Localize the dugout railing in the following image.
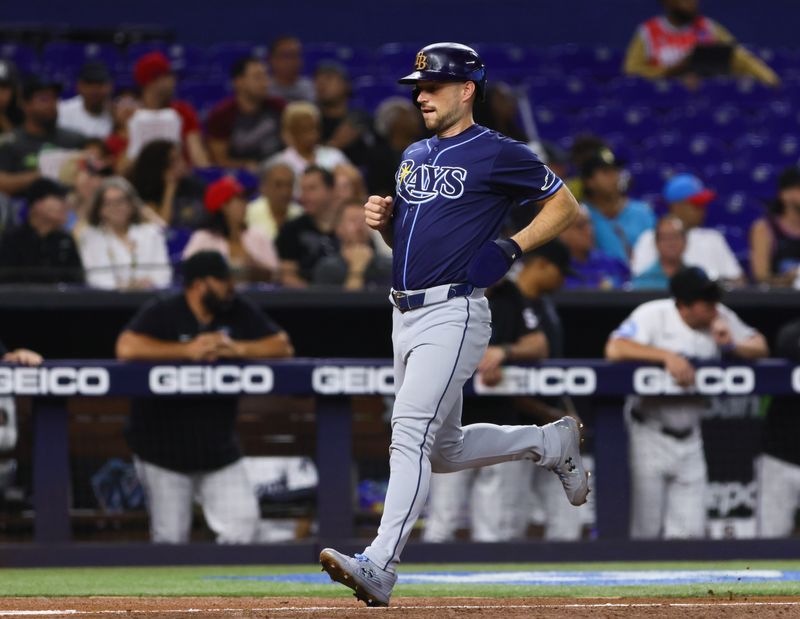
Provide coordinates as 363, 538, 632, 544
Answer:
2, 358, 800, 567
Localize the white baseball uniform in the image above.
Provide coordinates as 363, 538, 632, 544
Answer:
611, 298, 757, 539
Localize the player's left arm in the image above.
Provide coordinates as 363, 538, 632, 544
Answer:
510, 185, 579, 252
712, 308, 769, 359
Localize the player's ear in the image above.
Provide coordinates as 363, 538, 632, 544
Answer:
463, 81, 476, 103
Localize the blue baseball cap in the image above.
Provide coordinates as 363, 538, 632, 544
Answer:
663, 174, 716, 207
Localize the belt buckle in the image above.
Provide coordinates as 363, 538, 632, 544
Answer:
391, 290, 407, 303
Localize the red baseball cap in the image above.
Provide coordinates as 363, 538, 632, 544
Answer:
134, 51, 172, 88
204, 177, 245, 213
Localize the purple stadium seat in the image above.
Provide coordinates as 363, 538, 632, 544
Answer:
705, 193, 765, 229
473, 43, 531, 82
376, 42, 426, 75
126, 42, 205, 77
204, 42, 261, 76
547, 45, 623, 82
352, 79, 408, 113
41, 42, 122, 74
305, 43, 372, 74
177, 81, 230, 115
531, 105, 576, 141
0, 43, 38, 74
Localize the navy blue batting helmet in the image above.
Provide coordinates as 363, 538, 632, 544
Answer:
398, 42, 487, 101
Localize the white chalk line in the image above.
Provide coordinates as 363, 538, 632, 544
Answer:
1, 601, 800, 615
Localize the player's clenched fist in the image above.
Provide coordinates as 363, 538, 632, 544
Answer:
364, 195, 393, 231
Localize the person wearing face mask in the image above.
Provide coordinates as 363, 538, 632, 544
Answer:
116, 250, 294, 544
623, 0, 779, 87
0, 78, 86, 196
750, 167, 800, 287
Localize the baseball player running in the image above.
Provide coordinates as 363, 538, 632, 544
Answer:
320, 42, 587, 606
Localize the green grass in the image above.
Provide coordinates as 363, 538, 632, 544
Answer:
0, 560, 799, 598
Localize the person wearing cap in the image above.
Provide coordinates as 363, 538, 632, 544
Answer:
206, 57, 285, 171
57, 61, 113, 139
582, 148, 656, 265
314, 61, 375, 167
183, 176, 278, 282
116, 250, 294, 544
632, 173, 744, 284
0, 78, 86, 196
267, 36, 315, 103
0, 60, 23, 136
559, 203, 630, 289
631, 215, 688, 290
77, 176, 171, 290
275, 165, 340, 287
0, 178, 84, 283
606, 266, 768, 539
127, 51, 209, 167
749, 166, 800, 287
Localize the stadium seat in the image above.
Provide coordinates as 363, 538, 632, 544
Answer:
41, 42, 122, 74
706, 193, 765, 229
352, 79, 408, 113
375, 42, 426, 75
176, 81, 230, 114
204, 42, 261, 76
126, 42, 205, 77
304, 43, 373, 74
0, 43, 38, 73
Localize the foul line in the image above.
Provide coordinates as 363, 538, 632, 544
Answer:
1, 601, 800, 615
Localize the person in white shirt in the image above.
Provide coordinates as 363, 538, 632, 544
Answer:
57, 62, 113, 139
267, 101, 349, 198
78, 176, 172, 290
631, 174, 744, 284
606, 267, 767, 539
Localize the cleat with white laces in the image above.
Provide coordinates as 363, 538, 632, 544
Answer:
319, 547, 397, 607
547, 416, 590, 506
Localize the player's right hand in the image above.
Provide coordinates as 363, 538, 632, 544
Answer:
364, 195, 393, 231
664, 352, 695, 387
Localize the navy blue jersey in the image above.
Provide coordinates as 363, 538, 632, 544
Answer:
392, 124, 563, 290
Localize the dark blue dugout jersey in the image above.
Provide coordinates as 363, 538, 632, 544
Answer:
392, 124, 563, 291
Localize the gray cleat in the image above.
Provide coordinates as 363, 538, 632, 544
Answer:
548, 416, 590, 506
319, 547, 397, 607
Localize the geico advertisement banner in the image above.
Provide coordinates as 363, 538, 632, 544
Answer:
311, 366, 395, 395
148, 365, 274, 394
0, 367, 110, 395
473, 367, 597, 396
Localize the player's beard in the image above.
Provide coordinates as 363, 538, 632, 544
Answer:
425, 106, 460, 135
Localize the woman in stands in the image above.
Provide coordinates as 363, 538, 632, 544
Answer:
182, 176, 278, 283
78, 176, 172, 289
750, 166, 800, 287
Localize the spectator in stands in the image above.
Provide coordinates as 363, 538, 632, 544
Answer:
183, 177, 278, 283
473, 82, 527, 142
314, 61, 376, 167
106, 89, 139, 170
267, 36, 314, 102
332, 163, 367, 210
66, 153, 114, 234
130, 139, 206, 229
206, 57, 286, 171
757, 318, 800, 538
606, 267, 768, 540
245, 161, 302, 241
0, 78, 86, 196
268, 102, 349, 195
78, 176, 171, 290
559, 204, 629, 289
0, 178, 83, 283
582, 149, 655, 264
365, 97, 423, 196
0, 61, 22, 136
750, 166, 800, 287
624, 0, 780, 87
312, 200, 392, 289
57, 61, 113, 139
276, 165, 339, 287
116, 250, 294, 544
631, 215, 687, 290
566, 134, 610, 203
128, 52, 210, 167
632, 174, 744, 284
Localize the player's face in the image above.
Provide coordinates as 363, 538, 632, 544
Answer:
681, 299, 718, 329
415, 80, 471, 134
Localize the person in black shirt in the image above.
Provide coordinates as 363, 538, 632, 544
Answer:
0, 77, 86, 196
115, 251, 294, 543
757, 318, 800, 537
424, 278, 547, 542
276, 165, 339, 287
514, 239, 586, 540
0, 178, 84, 283
314, 62, 376, 168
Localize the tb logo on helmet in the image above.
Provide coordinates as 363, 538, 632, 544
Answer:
415, 52, 428, 71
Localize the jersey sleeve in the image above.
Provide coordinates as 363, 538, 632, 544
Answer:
610, 304, 658, 345
491, 141, 563, 202
718, 304, 757, 342
235, 296, 282, 339
125, 298, 174, 340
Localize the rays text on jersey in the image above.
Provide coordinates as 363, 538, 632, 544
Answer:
396, 159, 467, 205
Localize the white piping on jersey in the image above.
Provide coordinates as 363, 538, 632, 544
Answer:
401, 131, 487, 289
